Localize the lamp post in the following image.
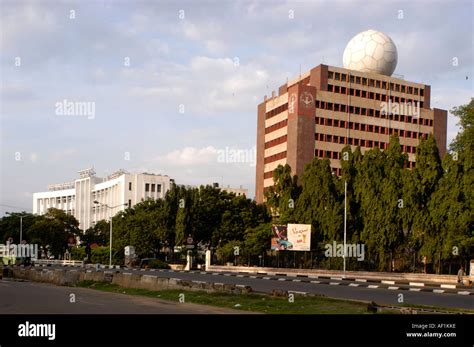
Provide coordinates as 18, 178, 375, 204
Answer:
6, 212, 26, 243
93, 201, 127, 267
343, 180, 347, 276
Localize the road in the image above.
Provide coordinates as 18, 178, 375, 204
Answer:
4, 265, 473, 311
117, 267, 474, 310
0, 279, 243, 314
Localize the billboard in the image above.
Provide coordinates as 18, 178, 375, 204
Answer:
287, 224, 311, 251
271, 225, 292, 251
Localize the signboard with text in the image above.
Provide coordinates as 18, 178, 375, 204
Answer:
287, 224, 311, 251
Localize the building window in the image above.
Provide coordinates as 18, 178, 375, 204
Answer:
151, 184, 156, 192
129, 182, 132, 191
145, 183, 150, 192
128, 199, 131, 208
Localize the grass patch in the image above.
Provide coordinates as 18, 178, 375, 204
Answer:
76, 280, 370, 314
75, 281, 473, 314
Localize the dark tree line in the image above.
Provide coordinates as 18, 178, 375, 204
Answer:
264, 100, 473, 272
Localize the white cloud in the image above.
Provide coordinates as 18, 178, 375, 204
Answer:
160, 146, 218, 166
120, 55, 282, 115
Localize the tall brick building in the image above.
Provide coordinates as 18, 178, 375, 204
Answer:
255, 64, 447, 203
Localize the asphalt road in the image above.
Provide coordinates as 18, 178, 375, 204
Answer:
4, 265, 473, 311
117, 267, 474, 310
0, 279, 242, 314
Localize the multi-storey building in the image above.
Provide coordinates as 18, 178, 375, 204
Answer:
255, 64, 447, 203
33, 168, 172, 230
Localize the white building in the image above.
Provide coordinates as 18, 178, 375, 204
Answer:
33, 168, 172, 230
221, 185, 248, 197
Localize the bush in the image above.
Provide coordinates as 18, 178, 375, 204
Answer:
146, 259, 170, 269
71, 246, 119, 265
71, 247, 85, 261
216, 240, 244, 265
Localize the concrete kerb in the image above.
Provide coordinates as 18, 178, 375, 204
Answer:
25, 268, 254, 295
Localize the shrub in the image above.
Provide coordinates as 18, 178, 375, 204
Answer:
146, 259, 170, 269
71, 246, 119, 265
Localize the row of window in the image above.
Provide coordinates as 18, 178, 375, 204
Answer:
316, 100, 433, 126
327, 84, 424, 107
316, 117, 430, 138
327, 71, 424, 96
264, 171, 274, 179
315, 133, 421, 154
265, 134, 287, 149
265, 103, 288, 120
265, 118, 288, 134
40, 197, 74, 205
315, 149, 417, 167
264, 150, 287, 164
263, 146, 419, 181
92, 187, 116, 200
144, 183, 162, 193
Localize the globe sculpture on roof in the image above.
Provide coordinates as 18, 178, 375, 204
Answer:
343, 29, 398, 76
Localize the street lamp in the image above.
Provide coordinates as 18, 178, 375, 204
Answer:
93, 201, 127, 267
6, 212, 26, 244
343, 180, 347, 276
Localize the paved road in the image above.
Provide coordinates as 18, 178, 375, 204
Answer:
7, 265, 474, 310
115, 267, 474, 310
0, 279, 243, 314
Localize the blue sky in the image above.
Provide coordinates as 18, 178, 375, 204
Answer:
1, 0, 473, 215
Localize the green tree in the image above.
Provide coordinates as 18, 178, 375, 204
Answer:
264, 164, 301, 223
410, 135, 443, 269
0, 212, 36, 243
82, 220, 109, 246
28, 208, 80, 258
244, 222, 273, 257
294, 158, 342, 246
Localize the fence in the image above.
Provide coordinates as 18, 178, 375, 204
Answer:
34, 259, 84, 266
212, 249, 469, 274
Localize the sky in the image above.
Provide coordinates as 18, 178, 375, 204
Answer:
0, 0, 473, 215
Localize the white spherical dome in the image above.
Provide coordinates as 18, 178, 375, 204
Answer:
343, 29, 398, 76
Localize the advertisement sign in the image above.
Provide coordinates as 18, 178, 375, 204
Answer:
287, 224, 311, 251
271, 225, 292, 251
